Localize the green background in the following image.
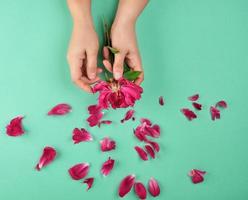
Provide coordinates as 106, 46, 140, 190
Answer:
0, 0, 248, 199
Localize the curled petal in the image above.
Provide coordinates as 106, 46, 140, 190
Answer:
88, 104, 102, 114
134, 129, 147, 142
134, 146, 148, 161
83, 177, 94, 191
146, 124, 160, 138
140, 118, 152, 126
192, 102, 202, 110
47, 103, 71, 115
100, 137, 116, 152
210, 106, 220, 120
6, 116, 25, 137
121, 109, 135, 123
188, 94, 199, 101
98, 120, 112, 127
118, 174, 136, 198
148, 177, 160, 197
188, 169, 206, 184
146, 140, 160, 152
134, 182, 147, 199
35, 146, 56, 171
216, 100, 227, 108
72, 128, 93, 144
68, 163, 89, 180
101, 157, 115, 176
159, 96, 164, 106
181, 108, 197, 121
145, 145, 155, 159
87, 112, 103, 127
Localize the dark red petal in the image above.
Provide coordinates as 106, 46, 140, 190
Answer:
188, 169, 206, 184
72, 128, 93, 144
88, 104, 102, 114
188, 94, 199, 101
140, 118, 152, 126
83, 177, 94, 191
68, 163, 89, 180
192, 102, 202, 110
118, 174, 136, 197
47, 103, 71, 115
100, 137, 116, 152
6, 116, 25, 137
146, 124, 160, 138
121, 109, 135, 123
148, 177, 160, 197
35, 146, 57, 171
101, 157, 115, 176
210, 106, 220, 120
134, 182, 147, 199
146, 140, 160, 152
159, 96, 164, 106
134, 129, 147, 142
216, 100, 227, 108
134, 146, 148, 161
181, 108, 197, 121
87, 112, 103, 127
145, 145, 155, 159
98, 120, 112, 127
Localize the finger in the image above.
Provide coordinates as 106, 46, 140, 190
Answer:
74, 79, 93, 93
81, 67, 102, 84
113, 53, 125, 80
103, 59, 113, 72
86, 50, 98, 80
103, 46, 109, 60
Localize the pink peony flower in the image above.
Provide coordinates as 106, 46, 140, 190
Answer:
92, 78, 143, 109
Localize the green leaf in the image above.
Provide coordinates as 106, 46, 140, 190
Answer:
123, 71, 142, 81
107, 46, 119, 54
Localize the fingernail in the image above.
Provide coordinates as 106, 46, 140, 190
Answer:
89, 73, 96, 80
114, 72, 122, 80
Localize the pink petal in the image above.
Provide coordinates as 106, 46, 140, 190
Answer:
121, 109, 135, 123
146, 124, 161, 138
134, 129, 147, 142
83, 177, 94, 191
159, 96, 164, 106
101, 157, 115, 176
146, 140, 160, 152
35, 146, 56, 171
140, 118, 152, 126
72, 128, 93, 144
118, 174, 136, 197
134, 182, 147, 199
134, 146, 148, 161
188, 169, 206, 184
100, 137, 116, 152
47, 103, 71, 115
88, 104, 102, 114
145, 145, 155, 159
181, 108, 197, 121
210, 106, 220, 120
68, 163, 89, 180
87, 112, 103, 127
98, 120, 112, 127
188, 94, 199, 101
6, 116, 25, 137
148, 177, 160, 197
192, 102, 202, 110
216, 100, 227, 108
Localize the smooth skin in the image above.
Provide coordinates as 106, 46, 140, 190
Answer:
67, 0, 148, 93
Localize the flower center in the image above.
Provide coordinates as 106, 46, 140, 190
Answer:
111, 81, 120, 93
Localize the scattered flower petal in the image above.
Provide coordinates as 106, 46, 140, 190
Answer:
192, 102, 202, 110
121, 109, 135, 123
118, 174, 136, 198
72, 128, 93, 144
6, 116, 25, 137
134, 129, 147, 142
87, 112, 103, 127
68, 163, 89, 180
159, 96, 164, 106
92, 78, 143, 109
148, 177, 160, 197
83, 177, 94, 191
134, 182, 147, 200
35, 146, 57, 171
100, 137, 116, 152
210, 106, 220, 120
181, 108, 197, 121
145, 145, 155, 159
98, 120, 112, 127
216, 100, 227, 108
188, 169, 206, 184
146, 140, 160, 152
188, 94, 199, 101
47, 103, 71, 115
88, 104, 102, 114
134, 146, 148, 161
101, 157, 115, 176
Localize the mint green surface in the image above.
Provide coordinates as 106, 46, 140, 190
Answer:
0, 0, 248, 199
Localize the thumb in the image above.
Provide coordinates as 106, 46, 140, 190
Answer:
113, 53, 125, 80
86, 51, 98, 80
